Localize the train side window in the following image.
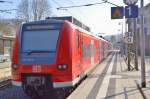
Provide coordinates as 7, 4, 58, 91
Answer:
88, 44, 91, 57
91, 44, 96, 57
83, 43, 87, 59
76, 30, 79, 48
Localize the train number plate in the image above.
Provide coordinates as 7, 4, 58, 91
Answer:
26, 76, 45, 86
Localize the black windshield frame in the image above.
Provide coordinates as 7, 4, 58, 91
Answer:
20, 23, 63, 53
19, 22, 63, 64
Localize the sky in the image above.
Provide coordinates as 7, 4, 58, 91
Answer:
0, 0, 150, 35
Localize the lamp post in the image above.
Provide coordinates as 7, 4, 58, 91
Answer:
124, 0, 145, 87
140, 0, 146, 88
133, 18, 139, 71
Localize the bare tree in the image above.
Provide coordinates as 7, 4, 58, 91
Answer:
32, 0, 51, 20
17, 0, 30, 22
17, 0, 51, 21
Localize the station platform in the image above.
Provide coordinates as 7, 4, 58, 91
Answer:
67, 51, 150, 99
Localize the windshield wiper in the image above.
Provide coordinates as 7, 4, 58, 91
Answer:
24, 50, 56, 55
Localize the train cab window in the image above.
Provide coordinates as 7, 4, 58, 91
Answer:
76, 30, 80, 48
22, 30, 59, 52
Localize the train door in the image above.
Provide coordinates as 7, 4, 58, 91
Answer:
76, 30, 83, 73
100, 42, 104, 61
99, 41, 101, 62
78, 31, 82, 66
91, 40, 94, 66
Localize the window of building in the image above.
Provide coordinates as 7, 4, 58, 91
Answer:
4, 40, 11, 47
144, 28, 147, 35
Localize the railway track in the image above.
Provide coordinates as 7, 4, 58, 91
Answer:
135, 80, 147, 99
0, 78, 12, 89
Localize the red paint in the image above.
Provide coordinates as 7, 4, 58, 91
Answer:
12, 20, 110, 88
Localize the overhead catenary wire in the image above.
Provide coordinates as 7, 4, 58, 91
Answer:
57, 0, 121, 10
0, 9, 17, 13
56, 0, 106, 27
0, 1, 14, 14
66, 0, 85, 15
101, 0, 120, 7
0, 0, 12, 4
51, 0, 81, 18
64, 0, 91, 26
57, 1, 106, 9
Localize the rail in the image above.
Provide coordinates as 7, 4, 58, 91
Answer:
135, 80, 147, 99
0, 78, 11, 89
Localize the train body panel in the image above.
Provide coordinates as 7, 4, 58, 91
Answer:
11, 16, 110, 98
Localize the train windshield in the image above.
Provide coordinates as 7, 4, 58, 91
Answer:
22, 30, 59, 53
20, 23, 62, 64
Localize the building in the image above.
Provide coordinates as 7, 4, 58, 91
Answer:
0, 35, 14, 56
0, 18, 22, 59
126, 3, 150, 55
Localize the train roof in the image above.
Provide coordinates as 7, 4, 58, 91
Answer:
23, 19, 64, 25
46, 16, 90, 32
49, 16, 109, 43
70, 21, 109, 43
22, 16, 109, 43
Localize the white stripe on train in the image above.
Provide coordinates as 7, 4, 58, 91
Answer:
11, 76, 81, 88
12, 60, 104, 88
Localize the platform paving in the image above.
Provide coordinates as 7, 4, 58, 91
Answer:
67, 51, 150, 99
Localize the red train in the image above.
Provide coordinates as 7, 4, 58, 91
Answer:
11, 16, 110, 99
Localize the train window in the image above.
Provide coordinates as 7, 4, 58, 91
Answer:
93, 45, 96, 56
90, 44, 93, 57
76, 31, 79, 48
83, 43, 87, 59
90, 44, 96, 57
22, 30, 59, 52
87, 44, 91, 57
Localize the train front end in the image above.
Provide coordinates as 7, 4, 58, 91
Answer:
11, 20, 73, 98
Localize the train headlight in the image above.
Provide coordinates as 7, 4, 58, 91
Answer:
57, 64, 68, 70
58, 65, 62, 69
62, 64, 67, 69
12, 64, 19, 70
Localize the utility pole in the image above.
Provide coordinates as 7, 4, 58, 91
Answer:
126, 19, 132, 71
140, 0, 146, 88
133, 19, 138, 70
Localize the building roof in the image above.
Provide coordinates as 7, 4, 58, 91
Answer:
0, 35, 15, 40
